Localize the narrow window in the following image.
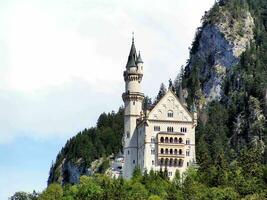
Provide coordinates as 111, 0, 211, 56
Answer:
165, 148, 169, 154
126, 131, 130, 138
167, 127, 174, 132
186, 150, 190, 156
128, 150, 130, 155
167, 110, 173, 118
152, 160, 155, 165
154, 126, 160, 131
133, 101, 135, 105
170, 149, 173, 154
165, 137, 169, 143
133, 160, 135, 164
160, 137, 164, 143
186, 139, 190, 145
174, 149, 178, 154
187, 162, 189, 166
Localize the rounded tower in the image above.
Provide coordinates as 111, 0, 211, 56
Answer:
122, 36, 144, 179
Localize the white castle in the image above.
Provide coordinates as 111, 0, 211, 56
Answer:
122, 37, 197, 179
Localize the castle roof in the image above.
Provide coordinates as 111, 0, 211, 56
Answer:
136, 51, 143, 64
126, 36, 137, 68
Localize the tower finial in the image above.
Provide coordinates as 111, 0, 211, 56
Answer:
132, 31, 134, 44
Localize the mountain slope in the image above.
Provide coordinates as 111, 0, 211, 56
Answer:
182, 0, 267, 171
48, 0, 267, 186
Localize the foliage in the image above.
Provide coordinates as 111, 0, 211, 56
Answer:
33, 164, 267, 200
48, 108, 124, 184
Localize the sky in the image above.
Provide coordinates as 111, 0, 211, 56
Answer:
0, 0, 214, 199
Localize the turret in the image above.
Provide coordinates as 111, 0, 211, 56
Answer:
122, 35, 144, 179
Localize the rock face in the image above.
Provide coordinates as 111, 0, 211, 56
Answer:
188, 6, 254, 103
48, 159, 90, 185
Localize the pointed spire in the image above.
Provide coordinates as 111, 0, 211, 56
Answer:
136, 51, 143, 64
126, 33, 137, 68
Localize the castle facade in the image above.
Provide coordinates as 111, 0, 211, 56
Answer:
122, 37, 197, 179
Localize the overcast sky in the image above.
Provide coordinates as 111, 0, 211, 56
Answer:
0, 0, 214, 199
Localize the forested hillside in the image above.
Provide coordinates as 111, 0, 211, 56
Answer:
48, 108, 124, 184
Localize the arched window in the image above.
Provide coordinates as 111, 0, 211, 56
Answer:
160, 158, 164, 165
179, 149, 182, 155
170, 149, 173, 154
179, 138, 183, 144
174, 137, 178, 143
165, 137, 169, 143
174, 149, 178, 154
161, 148, 164, 154
170, 137, 173, 143
170, 158, 173, 166
165, 148, 169, 154
160, 137, 164, 143
167, 110, 173, 118
174, 159, 178, 166
165, 158, 169, 166
178, 159, 183, 167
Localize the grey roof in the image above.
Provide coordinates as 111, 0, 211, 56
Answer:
136, 51, 143, 64
126, 38, 137, 68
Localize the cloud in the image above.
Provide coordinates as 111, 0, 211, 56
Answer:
0, 0, 215, 143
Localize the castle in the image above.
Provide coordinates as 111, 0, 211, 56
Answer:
122, 37, 197, 179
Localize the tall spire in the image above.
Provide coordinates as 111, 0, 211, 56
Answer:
126, 33, 137, 68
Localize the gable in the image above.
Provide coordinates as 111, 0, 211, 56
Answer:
148, 90, 192, 122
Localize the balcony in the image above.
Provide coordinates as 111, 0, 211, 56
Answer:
158, 153, 185, 158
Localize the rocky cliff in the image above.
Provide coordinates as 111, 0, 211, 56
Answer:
186, 2, 254, 105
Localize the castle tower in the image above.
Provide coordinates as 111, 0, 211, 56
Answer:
122, 36, 144, 179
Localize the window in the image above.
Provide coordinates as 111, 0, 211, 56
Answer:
165, 137, 169, 143
165, 148, 169, 154
126, 131, 130, 138
170, 149, 173, 154
167, 110, 174, 118
161, 148, 164, 154
179, 137, 183, 144
186, 139, 190, 145
154, 126, 160, 131
128, 150, 130, 155
180, 127, 187, 133
168, 172, 172, 176
152, 160, 155, 165
151, 137, 155, 143
170, 137, 173, 143
133, 101, 135, 105
174, 149, 178, 154
151, 149, 155, 155
178, 159, 183, 167
133, 160, 135, 164
179, 149, 182, 155
167, 127, 174, 132
174, 137, 178, 143
187, 162, 189, 166
160, 137, 164, 143
186, 150, 190, 156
